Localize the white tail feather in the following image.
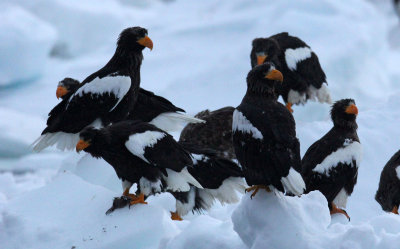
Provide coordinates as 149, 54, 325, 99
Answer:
308, 84, 332, 104
31, 132, 79, 152
164, 167, 203, 192
149, 112, 205, 132
280, 168, 305, 196
201, 177, 246, 205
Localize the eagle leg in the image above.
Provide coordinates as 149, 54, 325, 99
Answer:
245, 185, 271, 199
129, 193, 148, 206
392, 205, 399, 215
330, 203, 350, 221
170, 211, 183, 221
286, 102, 294, 113
123, 187, 138, 200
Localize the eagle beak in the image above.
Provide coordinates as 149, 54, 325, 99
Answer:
76, 139, 90, 152
257, 55, 267, 65
345, 104, 358, 115
137, 36, 153, 50
56, 86, 68, 99
265, 69, 283, 82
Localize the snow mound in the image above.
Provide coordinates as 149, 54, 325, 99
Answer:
0, 4, 56, 86
163, 215, 245, 249
232, 191, 400, 249
0, 107, 45, 158
0, 172, 180, 249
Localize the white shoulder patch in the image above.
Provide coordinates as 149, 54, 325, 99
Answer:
312, 140, 363, 176
285, 47, 312, 71
396, 166, 400, 180
69, 75, 131, 111
232, 109, 263, 140
125, 131, 166, 163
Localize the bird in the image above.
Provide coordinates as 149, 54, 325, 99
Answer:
301, 99, 361, 220
32, 26, 153, 152
232, 62, 305, 198
127, 88, 204, 132
105, 142, 245, 220
250, 32, 331, 112
170, 142, 245, 220
56, 78, 80, 100
394, 0, 400, 18
375, 150, 400, 215
179, 106, 236, 160
76, 120, 203, 219
52, 77, 204, 133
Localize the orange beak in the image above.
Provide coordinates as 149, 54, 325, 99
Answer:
76, 139, 90, 152
265, 69, 283, 82
257, 55, 267, 65
56, 86, 68, 99
137, 36, 153, 50
345, 104, 358, 115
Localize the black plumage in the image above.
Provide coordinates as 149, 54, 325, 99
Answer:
302, 99, 361, 220
54, 77, 201, 133
232, 63, 305, 197
375, 150, 400, 214
394, 0, 400, 17
170, 142, 245, 218
33, 27, 153, 152
250, 32, 331, 112
76, 120, 202, 213
179, 107, 235, 160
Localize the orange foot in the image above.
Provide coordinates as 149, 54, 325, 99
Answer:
130, 193, 148, 206
330, 203, 350, 221
286, 102, 294, 113
171, 211, 183, 221
245, 185, 271, 199
122, 188, 137, 200
392, 206, 399, 215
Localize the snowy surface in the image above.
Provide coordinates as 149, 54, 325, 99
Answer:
1, 0, 400, 248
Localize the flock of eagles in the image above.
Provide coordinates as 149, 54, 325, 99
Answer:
31, 26, 400, 221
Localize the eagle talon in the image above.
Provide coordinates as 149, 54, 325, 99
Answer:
286, 103, 294, 113
171, 211, 183, 221
330, 203, 350, 221
392, 206, 399, 215
129, 193, 148, 206
245, 185, 271, 199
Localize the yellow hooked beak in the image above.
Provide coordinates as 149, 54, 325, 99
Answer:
76, 139, 90, 152
345, 104, 358, 115
137, 35, 153, 50
257, 55, 267, 65
265, 69, 283, 82
56, 86, 68, 99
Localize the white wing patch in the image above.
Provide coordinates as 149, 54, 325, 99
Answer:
232, 109, 263, 140
396, 166, 400, 180
285, 47, 312, 71
125, 131, 166, 163
312, 141, 363, 176
69, 75, 131, 111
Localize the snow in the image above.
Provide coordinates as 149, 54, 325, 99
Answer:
0, 3, 56, 86
1, 0, 400, 248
